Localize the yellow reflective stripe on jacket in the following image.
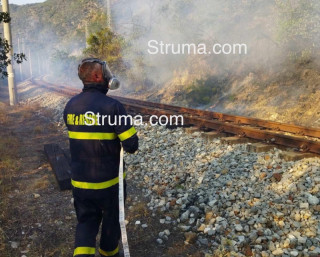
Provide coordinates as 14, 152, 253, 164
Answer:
68, 131, 117, 140
71, 173, 126, 190
118, 127, 136, 141
99, 246, 119, 256
73, 247, 95, 256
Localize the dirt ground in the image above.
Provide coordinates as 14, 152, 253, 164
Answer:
0, 85, 205, 257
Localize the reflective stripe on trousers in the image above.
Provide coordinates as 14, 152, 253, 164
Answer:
99, 246, 119, 256
71, 173, 126, 190
73, 245, 119, 256
73, 246, 95, 256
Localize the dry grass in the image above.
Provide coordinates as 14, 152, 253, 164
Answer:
129, 201, 150, 218
33, 125, 43, 134
21, 105, 37, 119
30, 175, 50, 190
0, 135, 21, 196
0, 88, 76, 257
0, 112, 9, 125
0, 105, 23, 257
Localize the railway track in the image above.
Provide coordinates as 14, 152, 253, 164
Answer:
30, 78, 320, 155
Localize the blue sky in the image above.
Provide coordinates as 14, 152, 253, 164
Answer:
10, 0, 46, 5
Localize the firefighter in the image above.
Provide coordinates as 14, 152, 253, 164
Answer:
63, 58, 138, 257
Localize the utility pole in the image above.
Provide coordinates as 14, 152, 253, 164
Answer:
2, 0, 17, 105
45, 59, 49, 74
37, 53, 40, 76
28, 49, 33, 79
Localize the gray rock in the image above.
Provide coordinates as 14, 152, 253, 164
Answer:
179, 225, 191, 231
189, 218, 196, 224
300, 203, 309, 209
207, 229, 215, 236
156, 238, 163, 244
162, 235, 168, 241
308, 195, 319, 205
235, 224, 243, 232
180, 210, 190, 221
249, 231, 258, 242
208, 200, 217, 207
264, 229, 272, 236
289, 250, 299, 257
198, 237, 208, 245
238, 236, 245, 243
10, 241, 19, 249
306, 239, 313, 248
298, 236, 307, 244
272, 249, 284, 256
164, 229, 170, 236
269, 242, 276, 252
216, 216, 225, 223
176, 198, 182, 205
288, 234, 297, 244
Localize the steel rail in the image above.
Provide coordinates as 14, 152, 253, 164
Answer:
31, 79, 320, 154
112, 96, 320, 138
120, 102, 320, 154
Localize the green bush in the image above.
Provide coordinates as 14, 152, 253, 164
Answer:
185, 76, 225, 105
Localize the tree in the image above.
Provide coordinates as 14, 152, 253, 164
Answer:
50, 49, 79, 81
83, 27, 125, 74
0, 12, 25, 78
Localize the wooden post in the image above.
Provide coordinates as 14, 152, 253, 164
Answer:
2, 0, 17, 105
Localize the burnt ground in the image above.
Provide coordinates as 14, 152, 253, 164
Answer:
0, 84, 205, 257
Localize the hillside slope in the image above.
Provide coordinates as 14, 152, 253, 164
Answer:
10, 0, 104, 54
6, 0, 320, 128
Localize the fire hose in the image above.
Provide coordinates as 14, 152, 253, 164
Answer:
119, 147, 130, 257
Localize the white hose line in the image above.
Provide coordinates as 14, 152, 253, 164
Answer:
119, 147, 130, 257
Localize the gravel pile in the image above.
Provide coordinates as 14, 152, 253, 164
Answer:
126, 125, 320, 257
18, 82, 69, 124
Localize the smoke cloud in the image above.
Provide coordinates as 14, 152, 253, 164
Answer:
110, 0, 319, 91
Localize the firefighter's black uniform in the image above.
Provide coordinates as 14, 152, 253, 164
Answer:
63, 84, 138, 257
